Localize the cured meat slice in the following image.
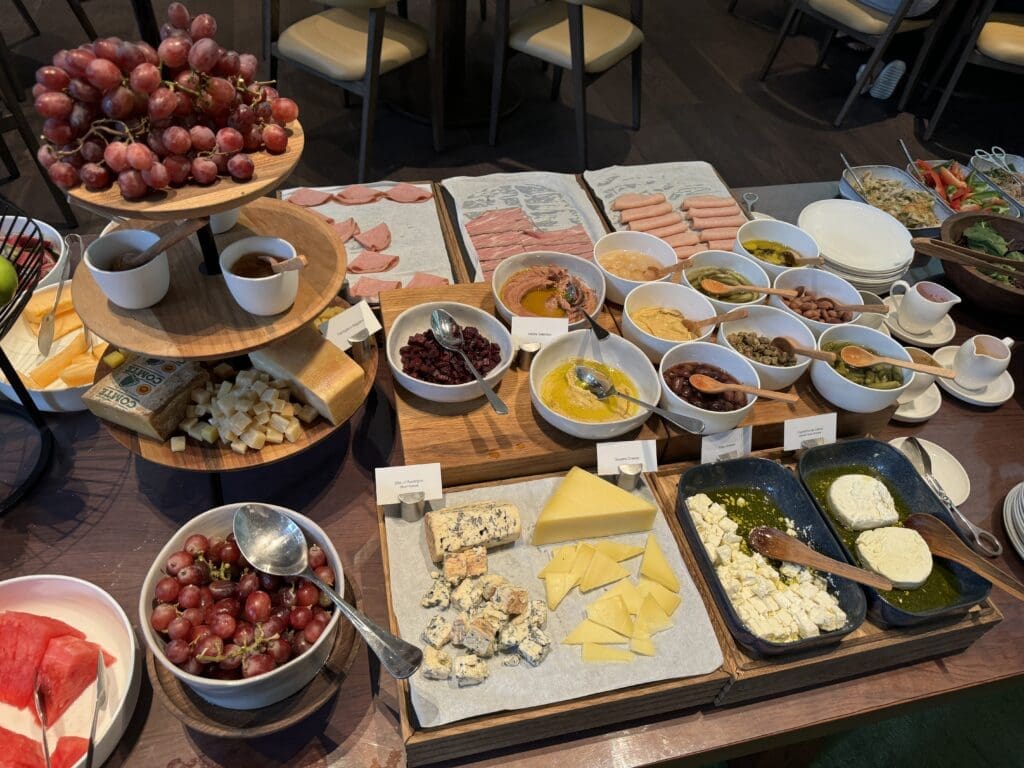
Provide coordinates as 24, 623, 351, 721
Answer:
348, 250, 399, 273
475, 244, 526, 262
690, 214, 746, 229
287, 187, 333, 207
662, 231, 700, 247
706, 239, 736, 250
628, 212, 683, 231
611, 193, 665, 211
470, 231, 524, 249
351, 276, 401, 299
684, 205, 740, 219
0, 611, 83, 710
353, 222, 391, 251
51, 737, 89, 768
681, 195, 735, 210
406, 272, 450, 289
334, 184, 384, 205
332, 218, 360, 243
620, 202, 673, 224
0, 725, 43, 768
674, 244, 708, 258
697, 226, 740, 241
384, 182, 433, 203
465, 207, 532, 235
646, 222, 689, 238
521, 225, 593, 246
35, 635, 115, 727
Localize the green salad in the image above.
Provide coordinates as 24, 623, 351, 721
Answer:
961, 221, 1024, 289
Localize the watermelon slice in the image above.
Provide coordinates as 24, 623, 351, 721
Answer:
35, 635, 115, 727
0, 611, 83, 710
0, 725, 44, 768
51, 736, 88, 768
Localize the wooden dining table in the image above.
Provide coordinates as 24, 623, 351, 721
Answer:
2, 182, 1022, 768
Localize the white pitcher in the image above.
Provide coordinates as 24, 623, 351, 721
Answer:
953, 335, 1014, 390
890, 280, 961, 335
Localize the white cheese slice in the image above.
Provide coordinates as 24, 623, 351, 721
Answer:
827, 474, 898, 531
856, 527, 933, 589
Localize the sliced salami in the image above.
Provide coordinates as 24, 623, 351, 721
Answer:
288, 187, 333, 207
353, 222, 392, 251
348, 249, 399, 273
334, 184, 385, 205
384, 182, 433, 203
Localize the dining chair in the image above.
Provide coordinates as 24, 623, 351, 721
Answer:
264, 0, 444, 183
759, 0, 943, 127
489, 0, 643, 170
10, 0, 97, 41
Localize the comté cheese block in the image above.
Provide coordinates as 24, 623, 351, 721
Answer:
579, 550, 629, 592
593, 540, 644, 562
423, 501, 521, 562
537, 544, 578, 578
249, 325, 363, 426
586, 595, 633, 637
637, 578, 681, 616
563, 619, 629, 645
82, 356, 208, 441
582, 643, 634, 663
639, 534, 680, 592
544, 572, 576, 610
630, 636, 656, 656
531, 467, 657, 545
604, 579, 644, 615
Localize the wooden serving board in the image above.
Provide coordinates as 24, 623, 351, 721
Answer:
377, 470, 731, 767
379, 283, 668, 486
647, 453, 1003, 707
69, 122, 304, 220
73, 197, 346, 360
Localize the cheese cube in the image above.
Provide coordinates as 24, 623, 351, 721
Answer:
241, 429, 266, 450
264, 428, 284, 444
170, 436, 186, 452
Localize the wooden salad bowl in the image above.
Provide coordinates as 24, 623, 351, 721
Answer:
937, 212, 1024, 318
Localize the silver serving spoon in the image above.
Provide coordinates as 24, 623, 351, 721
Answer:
574, 364, 705, 435
84, 651, 107, 768
563, 282, 609, 340
233, 504, 423, 679
430, 309, 508, 415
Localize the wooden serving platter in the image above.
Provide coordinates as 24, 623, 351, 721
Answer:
68, 122, 304, 220
647, 452, 1003, 707
379, 283, 668, 486
73, 197, 346, 360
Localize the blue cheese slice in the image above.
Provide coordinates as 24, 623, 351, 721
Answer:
828, 474, 898, 531
424, 501, 522, 562
856, 527, 933, 589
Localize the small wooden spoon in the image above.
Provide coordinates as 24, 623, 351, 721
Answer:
651, 259, 694, 280
785, 254, 825, 267
114, 218, 209, 270
771, 336, 836, 363
829, 301, 890, 315
683, 307, 749, 333
259, 253, 308, 273
700, 278, 799, 299
904, 514, 1024, 601
689, 373, 800, 403
748, 526, 893, 591
839, 345, 955, 378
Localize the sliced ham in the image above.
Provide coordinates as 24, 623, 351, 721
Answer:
351, 276, 401, 299
406, 272, 450, 289
663, 231, 700, 247
674, 244, 709, 259
353, 222, 391, 251
348, 250, 399, 273
471, 231, 524, 249
384, 182, 433, 203
521, 224, 591, 244
288, 187, 333, 207
690, 214, 747, 229
706, 239, 736, 250
629, 212, 683, 231
685, 205, 741, 219
334, 184, 384, 205
332, 218, 360, 243
646, 222, 689, 238
465, 207, 532, 235
611, 193, 665, 211
681, 195, 736, 210
619, 202, 673, 224
475, 244, 525, 262
697, 227, 740, 241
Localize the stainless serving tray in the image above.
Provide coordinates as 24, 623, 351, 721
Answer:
839, 164, 953, 237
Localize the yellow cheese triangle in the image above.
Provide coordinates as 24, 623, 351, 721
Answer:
544, 572, 577, 610
594, 540, 645, 562
639, 535, 680, 593
603, 579, 645, 615
532, 467, 657, 545
636, 594, 672, 636
579, 550, 629, 592
563, 618, 629, 645
568, 543, 596, 584
630, 636, 656, 656
582, 643, 634, 663
586, 595, 634, 637
538, 544, 579, 578
637, 578, 682, 616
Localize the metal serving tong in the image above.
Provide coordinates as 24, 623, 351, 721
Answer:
84, 650, 107, 768
33, 671, 52, 768
37, 234, 79, 357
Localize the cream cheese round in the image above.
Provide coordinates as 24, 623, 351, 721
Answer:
855, 526, 933, 589
827, 474, 898, 531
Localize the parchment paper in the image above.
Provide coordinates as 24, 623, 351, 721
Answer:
442, 171, 608, 282
383, 474, 724, 728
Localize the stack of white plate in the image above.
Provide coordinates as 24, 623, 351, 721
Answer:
1003, 482, 1024, 560
797, 199, 914, 293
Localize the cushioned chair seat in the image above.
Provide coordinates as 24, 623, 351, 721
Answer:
509, 2, 643, 74
977, 13, 1024, 66
807, 0, 929, 35
277, 7, 427, 82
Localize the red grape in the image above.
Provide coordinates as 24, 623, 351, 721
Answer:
189, 124, 216, 152
227, 153, 253, 181
69, 102, 96, 134
291, 634, 312, 656
181, 607, 205, 627
212, 597, 240, 617
206, 76, 234, 106
177, 563, 205, 586
295, 580, 318, 607
148, 87, 176, 120
261, 86, 279, 102
117, 42, 146, 72
130, 62, 161, 94
68, 78, 101, 103
289, 606, 312, 630
303, 620, 325, 644
262, 123, 288, 153
164, 154, 191, 184
81, 163, 111, 190
208, 578, 237, 600
31, 83, 47, 99
177, 584, 201, 609
93, 38, 119, 63
233, 621, 255, 646
85, 58, 122, 91
253, 99, 272, 122
158, 36, 190, 69
190, 13, 218, 39
173, 90, 193, 117
155, 575, 181, 603
51, 49, 71, 70
42, 118, 73, 145
60, 145, 84, 168
37, 145, 58, 168
47, 161, 79, 189
103, 141, 129, 172
80, 137, 104, 163
219, 645, 243, 671
258, 573, 280, 593
242, 125, 262, 152
182, 657, 205, 676
142, 162, 170, 189
35, 65, 70, 91
64, 48, 95, 78
268, 638, 291, 665
147, 129, 167, 157
164, 638, 190, 665
195, 635, 224, 662
190, 624, 212, 644
125, 142, 153, 171
244, 591, 271, 623
184, 533, 209, 556
167, 2, 190, 29
271, 97, 299, 124
242, 653, 275, 678
210, 613, 236, 640
101, 86, 135, 119
237, 571, 259, 600
216, 127, 243, 153
214, 50, 240, 77
35, 92, 73, 120
307, 544, 327, 570
228, 104, 255, 133
210, 152, 229, 175
275, 586, 296, 609
167, 616, 192, 641
314, 565, 335, 588
238, 53, 257, 83
150, 603, 177, 632
259, 615, 286, 638
188, 37, 220, 73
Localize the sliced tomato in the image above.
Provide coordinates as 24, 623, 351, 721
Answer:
939, 166, 967, 190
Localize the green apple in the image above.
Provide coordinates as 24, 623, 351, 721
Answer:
0, 258, 17, 308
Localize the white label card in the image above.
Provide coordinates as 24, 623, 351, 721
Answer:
511, 316, 569, 347
700, 426, 752, 464
375, 464, 443, 506
323, 301, 382, 351
596, 440, 658, 476
783, 413, 838, 451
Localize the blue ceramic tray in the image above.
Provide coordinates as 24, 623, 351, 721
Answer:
798, 438, 992, 628
676, 457, 867, 658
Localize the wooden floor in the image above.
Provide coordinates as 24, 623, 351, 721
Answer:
1, 0, 1021, 232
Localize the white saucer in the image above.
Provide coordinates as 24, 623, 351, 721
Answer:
891, 382, 942, 423
933, 345, 1016, 406
889, 436, 971, 506
882, 295, 956, 347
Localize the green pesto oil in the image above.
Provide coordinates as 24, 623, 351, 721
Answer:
703, 488, 791, 558
804, 465, 962, 613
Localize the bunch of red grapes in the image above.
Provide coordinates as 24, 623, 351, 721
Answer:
149, 531, 336, 680
33, 2, 299, 200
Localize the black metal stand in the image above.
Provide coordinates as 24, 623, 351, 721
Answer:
0, 343, 53, 516
196, 223, 222, 276
209, 470, 225, 506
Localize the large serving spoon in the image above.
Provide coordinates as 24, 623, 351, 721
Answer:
574, 364, 705, 434
430, 308, 508, 415
771, 336, 836, 363
700, 278, 799, 299
563, 281, 609, 340
112, 218, 209, 270
233, 504, 423, 678
904, 514, 1024, 601
689, 373, 800, 403
682, 307, 749, 333
839, 345, 955, 378
748, 526, 893, 591
33, 672, 52, 768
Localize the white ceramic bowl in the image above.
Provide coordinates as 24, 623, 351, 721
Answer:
139, 503, 343, 710
220, 236, 300, 316
491, 251, 606, 331
529, 330, 659, 440
732, 219, 820, 281
769, 267, 862, 338
621, 282, 716, 362
659, 341, 760, 435
853, 290, 886, 330
84, 229, 170, 310
717, 304, 815, 391
0, 215, 68, 288
593, 231, 677, 304
681, 250, 770, 314
0, 574, 140, 768
387, 301, 514, 404
811, 325, 912, 413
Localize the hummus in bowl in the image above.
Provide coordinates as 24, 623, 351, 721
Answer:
500, 265, 598, 323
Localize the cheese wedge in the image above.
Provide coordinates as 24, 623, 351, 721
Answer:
568, 543, 596, 585
582, 643, 634, 663
538, 544, 578, 578
630, 636, 656, 656
603, 579, 645, 615
28, 310, 83, 341
91, 341, 109, 360
586, 595, 633, 637
29, 330, 88, 386
635, 594, 672, 637
639, 535, 679, 592
637, 578, 682, 616
579, 550, 629, 592
563, 619, 629, 645
594, 540, 644, 562
59, 355, 98, 387
544, 572, 577, 610
531, 467, 657, 545
24, 285, 74, 325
